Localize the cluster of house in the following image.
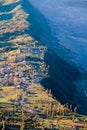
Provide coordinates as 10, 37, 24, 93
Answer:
20, 45, 46, 59
0, 42, 48, 89
0, 55, 7, 62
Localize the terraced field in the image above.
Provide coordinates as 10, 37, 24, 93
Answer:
0, 0, 87, 129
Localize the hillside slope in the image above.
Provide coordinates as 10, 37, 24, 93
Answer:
0, 0, 87, 129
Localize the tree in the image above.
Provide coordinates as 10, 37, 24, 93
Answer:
21, 108, 24, 130
41, 120, 45, 130
74, 107, 77, 114
56, 118, 60, 129
70, 105, 72, 112
2, 116, 6, 130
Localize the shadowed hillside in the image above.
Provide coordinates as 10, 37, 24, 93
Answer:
0, 0, 87, 129
21, 0, 87, 115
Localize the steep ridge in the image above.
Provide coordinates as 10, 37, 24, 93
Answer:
23, 0, 87, 115
0, 0, 87, 129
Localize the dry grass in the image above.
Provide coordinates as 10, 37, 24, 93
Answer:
0, 0, 87, 129
9, 34, 33, 44
1, 86, 22, 102
1, 0, 20, 5
5, 49, 20, 55
0, 4, 29, 35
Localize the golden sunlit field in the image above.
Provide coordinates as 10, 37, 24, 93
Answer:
0, 0, 87, 129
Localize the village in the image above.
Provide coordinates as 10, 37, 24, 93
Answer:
0, 39, 66, 129
0, 38, 87, 130
0, 41, 47, 86
0, 0, 87, 129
